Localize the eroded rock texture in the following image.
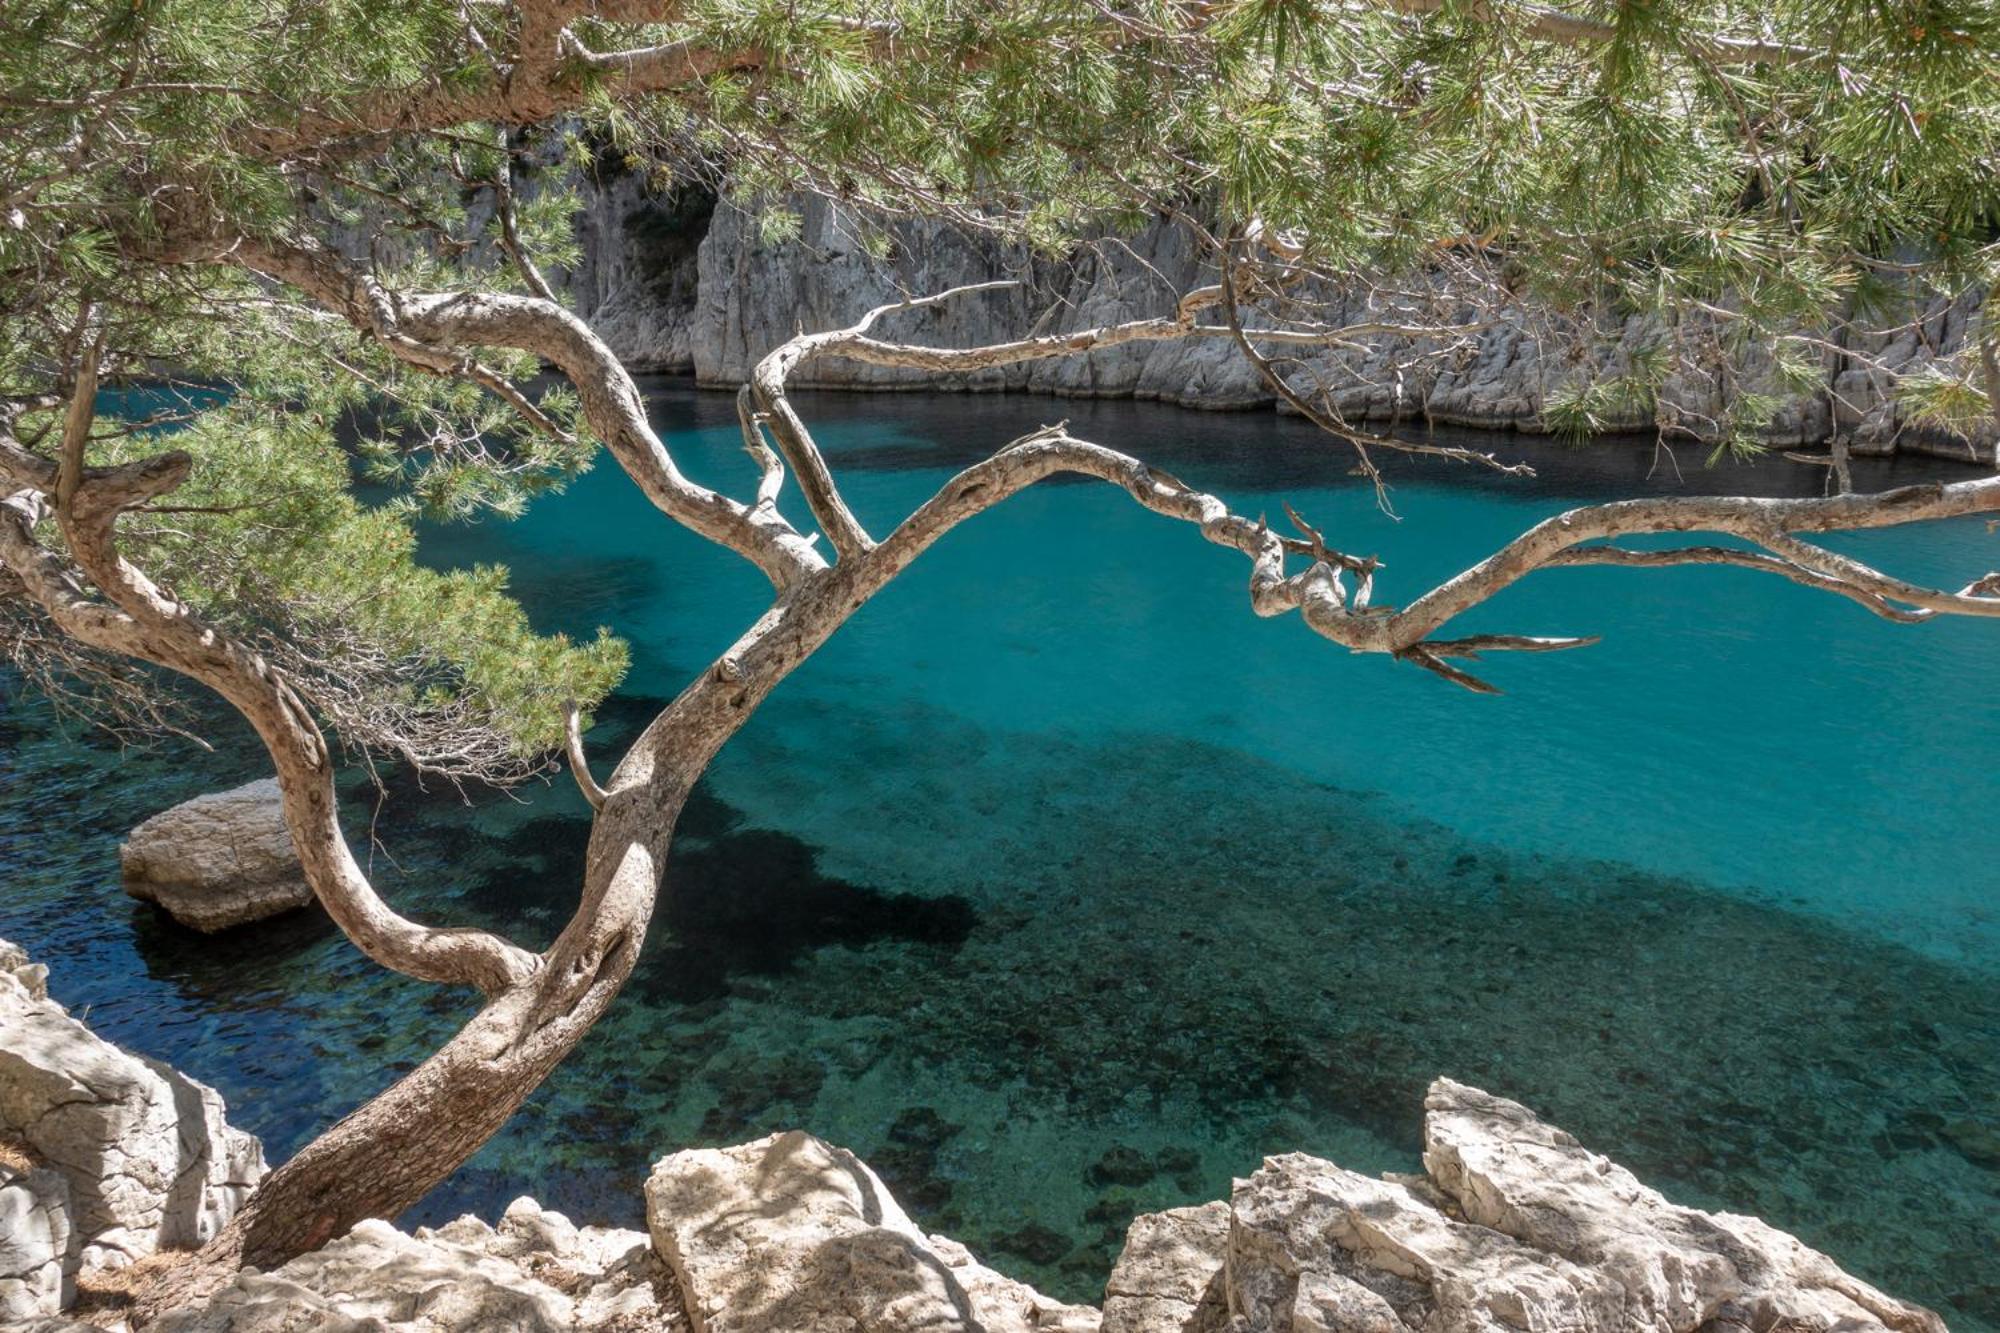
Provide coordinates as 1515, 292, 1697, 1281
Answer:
156, 1196, 681, 1332
573, 181, 1994, 463
1106, 1078, 1946, 1333
645, 1129, 1101, 1333
0, 1158, 74, 1321
119, 779, 313, 932
0, 936, 264, 1306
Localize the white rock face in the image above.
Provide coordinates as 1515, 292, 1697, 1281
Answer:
571, 181, 1995, 464
645, 1129, 1101, 1333
0, 1162, 73, 1321
1420, 1078, 1946, 1333
1227, 1154, 1632, 1333
119, 779, 313, 932
157, 1196, 681, 1332
1101, 1202, 1229, 1333
0, 937, 266, 1282
1110, 1078, 1946, 1333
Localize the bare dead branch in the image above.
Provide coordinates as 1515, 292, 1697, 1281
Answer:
563, 699, 608, 811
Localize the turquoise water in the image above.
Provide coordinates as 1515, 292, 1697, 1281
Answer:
3, 383, 1996, 1324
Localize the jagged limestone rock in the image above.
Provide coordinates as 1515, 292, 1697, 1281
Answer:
645, 1129, 1101, 1333
156, 1196, 681, 1332
0, 1161, 73, 1320
1100, 1202, 1229, 1333
1420, 1078, 1946, 1333
0, 937, 265, 1275
1204, 1078, 1946, 1333
571, 178, 1993, 464
1226, 1154, 1630, 1333
119, 779, 314, 932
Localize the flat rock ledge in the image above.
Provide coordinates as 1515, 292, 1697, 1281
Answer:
155, 1196, 682, 1333
119, 779, 313, 932
0, 939, 265, 1323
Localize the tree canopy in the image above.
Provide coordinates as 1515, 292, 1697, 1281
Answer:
3, 2, 1996, 761
2, 0, 1997, 1303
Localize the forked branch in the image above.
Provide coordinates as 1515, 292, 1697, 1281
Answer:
849, 421, 2000, 693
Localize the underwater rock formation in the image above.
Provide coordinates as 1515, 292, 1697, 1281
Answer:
0, 939, 264, 1317
645, 1130, 1102, 1333
119, 780, 313, 932
156, 1196, 680, 1333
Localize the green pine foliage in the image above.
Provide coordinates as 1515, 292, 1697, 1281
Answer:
1, 0, 1994, 766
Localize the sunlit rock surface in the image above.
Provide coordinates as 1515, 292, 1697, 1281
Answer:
572, 177, 1995, 463
645, 1129, 1102, 1333
119, 780, 313, 932
1105, 1079, 1946, 1333
1101, 1202, 1230, 1333
0, 1156, 74, 1321
1420, 1079, 1946, 1333
157, 1197, 681, 1333
0, 936, 264, 1292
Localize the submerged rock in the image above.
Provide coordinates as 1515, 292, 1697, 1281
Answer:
645, 1129, 1100, 1333
157, 1196, 680, 1332
0, 936, 264, 1301
119, 779, 313, 932
0, 946, 1946, 1333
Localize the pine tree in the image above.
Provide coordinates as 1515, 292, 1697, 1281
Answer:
0, 0, 1995, 1307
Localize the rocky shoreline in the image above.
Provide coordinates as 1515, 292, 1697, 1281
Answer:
1, 935, 1952, 1332
567, 177, 1995, 467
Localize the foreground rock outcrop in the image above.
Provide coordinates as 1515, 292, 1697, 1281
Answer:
646, 1130, 1101, 1333
119, 779, 313, 932
0, 939, 265, 1321
1104, 1078, 1945, 1333
0, 931, 1944, 1333
156, 1196, 681, 1333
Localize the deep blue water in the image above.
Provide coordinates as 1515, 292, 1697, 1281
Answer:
3, 383, 1996, 1324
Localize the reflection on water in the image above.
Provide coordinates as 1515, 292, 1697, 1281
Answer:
2, 383, 1995, 1325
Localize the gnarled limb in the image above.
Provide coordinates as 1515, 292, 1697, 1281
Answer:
811, 419, 2000, 693
228, 236, 825, 590
0, 420, 541, 997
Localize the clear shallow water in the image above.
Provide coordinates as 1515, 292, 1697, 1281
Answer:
3, 384, 1997, 1324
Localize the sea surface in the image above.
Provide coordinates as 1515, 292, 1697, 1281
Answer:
2, 383, 1996, 1325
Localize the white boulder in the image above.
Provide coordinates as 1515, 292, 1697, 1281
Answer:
1420, 1078, 1946, 1333
645, 1129, 1100, 1333
0, 937, 265, 1283
1110, 1078, 1947, 1333
120, 779, 313, 931
1101, 1202, 1229, 1333
0, 1159, 74, 1321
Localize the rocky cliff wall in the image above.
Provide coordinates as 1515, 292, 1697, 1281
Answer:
573, 176, 1995, 466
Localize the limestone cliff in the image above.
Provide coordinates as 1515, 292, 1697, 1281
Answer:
572, 176, 1994, 466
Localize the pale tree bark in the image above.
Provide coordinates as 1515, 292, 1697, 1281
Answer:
5, 254, 1998, 1325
